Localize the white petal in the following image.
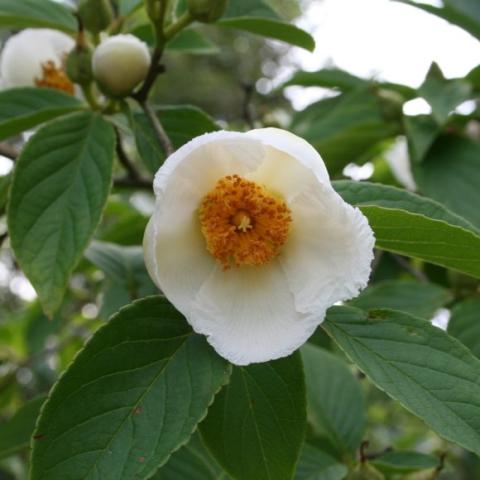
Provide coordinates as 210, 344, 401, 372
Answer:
39, 29, 75, 58
246, 127, 331, 186
385, 136, 417, 191
247, 144, 319, 202
153, 130, 265, 199
143, 199, 215, 316
0, 29, 73, 88
189, 261, 322, 365
280, 183, 375, 315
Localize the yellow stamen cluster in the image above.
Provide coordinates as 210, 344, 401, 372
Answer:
35, 60, 74, 95
199, 174, 292, 268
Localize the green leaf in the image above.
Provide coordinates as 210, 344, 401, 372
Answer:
404, 114, 441, 163
222, 0, 280, 19
282, 68, 368, 91
392, 0, 480, 40
200, 353, 306, 480
85, 240, 156, 304
168, 29, 219, 54
333, 180, 480, 278
30, 296, 231, 480
0, 0, 76, 31
448, 298, 480, 359
0, 396, 45, 459
85, 240, 149, 287
413, 135, 480, 229
466, 64, 480, 90
218, 18, 315, 51
0, 172, 11, 211
0, 88, 83, 142
152, 433, 230, 480
418, 63, 472, 124
118, 0, 142, 16
99, 199, 149, 246
323, 306, 480, 457
131, 105, 219, 174
295, 444, 348, 480
282, 69, 415, 99
8, 112, 115, 316
291, 88, 399, 174
349, 280, 452, 319
371, 451, 440, 474
360, 205, 480, 279
301, 344, 365, 454
333, 179, 476, 231
134, 25, 218, 54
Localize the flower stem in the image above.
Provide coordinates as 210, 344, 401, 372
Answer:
164, 11, 194, 41
81, 83, 101, 110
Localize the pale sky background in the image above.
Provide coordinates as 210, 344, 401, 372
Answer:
1, 0, 480, 302
285, 0, 480, 110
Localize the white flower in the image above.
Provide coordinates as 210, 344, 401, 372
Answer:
0, 28, 75, 93
144, 128, 375, 365
385, 136, 417, 191
92, 34, 150, 97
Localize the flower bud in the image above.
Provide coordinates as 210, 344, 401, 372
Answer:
92, 35, 150, 97
186, 0, 228, 23
66, 44, 93, 86
78, 0, 114, 34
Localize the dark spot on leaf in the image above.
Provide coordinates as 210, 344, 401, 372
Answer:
368, 310, 389, 321
33, 434, 46, 440
133, 406, 142, 415
138, 456, 145, 463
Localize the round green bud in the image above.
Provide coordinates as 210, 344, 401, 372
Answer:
78, 0, 114, 34
92, 34, 151, 97
186, 0, 228, 23
66, 44, 93, 86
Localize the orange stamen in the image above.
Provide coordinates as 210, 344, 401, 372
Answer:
35, 60, 74, 95
199, 174, 292, 268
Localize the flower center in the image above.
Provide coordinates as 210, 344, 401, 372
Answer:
199, 174, 292, 269
35, 60, 75, 95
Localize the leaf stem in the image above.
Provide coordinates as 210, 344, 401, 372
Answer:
115, 129, 141, 179
81, 83, 101, 110
141, 101, 174, 157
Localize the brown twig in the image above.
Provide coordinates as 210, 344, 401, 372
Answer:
371, 249, 383, 275
435, 452, 447, 475
0, 143, 19, 160
131, 48, 165, 104
359, 441, 370, 463
0, 232, 8, 248
391, 253, 428, 283
129, 7, 195, 159
113, 177, 152, 190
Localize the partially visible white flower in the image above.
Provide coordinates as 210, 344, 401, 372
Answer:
92, 34, 150, 97
144, 128, 375, 365
385, 136, 417, 191
0, 29, 75, 93
431, 308, 450, 331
